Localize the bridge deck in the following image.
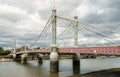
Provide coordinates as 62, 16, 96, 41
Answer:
16, 46, 120, 55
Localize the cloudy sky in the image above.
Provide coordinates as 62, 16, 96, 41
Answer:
0, 0, 120, 49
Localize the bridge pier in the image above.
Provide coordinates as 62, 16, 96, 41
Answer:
12, 54, 17, 61
73, 53, 80, 74
50, 47, 59, 72
37, 54, 43, 64
21, 54, 27, 64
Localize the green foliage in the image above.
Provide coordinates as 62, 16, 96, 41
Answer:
0, 50, 11, 56
34, 47, 41, 50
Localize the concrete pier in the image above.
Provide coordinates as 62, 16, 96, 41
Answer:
12, 54, 16, 61
73, 53, 80, 74
21, 54, 27, 64
50, 47, 59, 72
38, 54, 43, 64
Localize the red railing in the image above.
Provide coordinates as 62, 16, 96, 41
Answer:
16, 46, 120, 55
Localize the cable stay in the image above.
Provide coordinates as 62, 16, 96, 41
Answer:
38, 23, 52, 48
78, 36, 95, 52
31, 15, 52, 48
82, 25, 120, 46
57, 24, 73, 39
78, 20, 120, 34
78, 25, 105, 52
57, 23, 74, 47
80, 24, 120, 46
78, 22, 120, 40
57, 27, 74, 43
79, 25, 107, 47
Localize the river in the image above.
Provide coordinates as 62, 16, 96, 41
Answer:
0, 58, 120, 77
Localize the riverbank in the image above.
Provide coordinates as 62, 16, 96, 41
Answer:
70, 68, 120, 77
0, 58, 12, 62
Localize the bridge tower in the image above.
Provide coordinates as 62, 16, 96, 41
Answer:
73, 16, 80, 74
74, 16, 78, 47
50, 9, 59, 72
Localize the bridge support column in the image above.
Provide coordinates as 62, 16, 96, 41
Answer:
73, 15, 80, 74
50, 47, 59, 72
12, 54, 17, 61
73, 53, 80, 74
50, 8, 59, 73
21, 54, 27, 64
38, 54, 43, 64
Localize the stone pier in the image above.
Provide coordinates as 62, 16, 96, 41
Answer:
37, 54, 43, 64
73, 53, 80, 74
50, 47, 59, 72
21, 54, 27, 64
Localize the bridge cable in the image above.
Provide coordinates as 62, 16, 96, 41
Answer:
57, 23, 73, 39
78, 21, 120, 34
31, 15, 52, 48
38, 23, 52, 48
80, 23, 120, 46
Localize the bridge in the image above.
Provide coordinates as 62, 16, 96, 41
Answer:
12, 8, 120, 74
16, 46, 120, 55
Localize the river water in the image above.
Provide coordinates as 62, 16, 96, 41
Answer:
0, 58, 120, 77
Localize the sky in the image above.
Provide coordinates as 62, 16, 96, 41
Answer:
0, 0, 120, 49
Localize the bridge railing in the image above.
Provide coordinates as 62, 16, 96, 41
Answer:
16, 46, 120, 55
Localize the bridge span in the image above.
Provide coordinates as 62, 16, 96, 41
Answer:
16, 46, 120, 55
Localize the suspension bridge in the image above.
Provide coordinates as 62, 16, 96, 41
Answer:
11, 9, 120, 73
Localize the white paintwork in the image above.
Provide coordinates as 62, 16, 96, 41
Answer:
50, 52, 59, 60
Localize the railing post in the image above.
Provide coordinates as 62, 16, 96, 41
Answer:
50, 9, 59, 72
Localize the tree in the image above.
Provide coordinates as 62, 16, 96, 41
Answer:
0, 50, 11, 56
34, 47, 41, 50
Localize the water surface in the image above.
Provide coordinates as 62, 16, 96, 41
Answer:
0, 58, 120, 77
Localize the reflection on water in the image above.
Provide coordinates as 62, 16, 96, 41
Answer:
0, 58, 120, 77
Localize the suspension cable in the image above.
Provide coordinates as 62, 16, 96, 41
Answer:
39, 23, 51, 47
31, 15, 52, 48
79, 25, 106, 47
78, 21, 120, 34
80, 23, 120, 46
57, 24, 73, 38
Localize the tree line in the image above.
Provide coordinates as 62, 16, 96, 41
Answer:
0, 50, 11, 56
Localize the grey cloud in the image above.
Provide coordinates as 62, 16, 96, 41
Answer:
0, 0, 120, 49
83, 10, 120, 24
